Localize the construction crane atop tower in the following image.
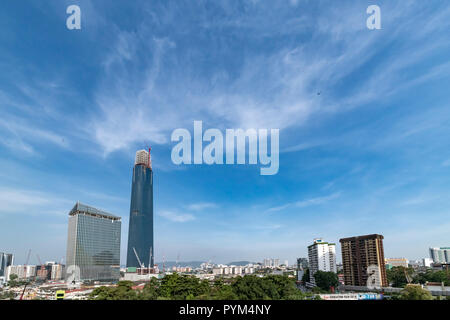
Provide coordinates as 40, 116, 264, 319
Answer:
148, 147, 152, 169
133, 247, 144, 268
144, 144, 152, 169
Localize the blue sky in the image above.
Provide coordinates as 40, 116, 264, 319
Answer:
0, 0, 449, 266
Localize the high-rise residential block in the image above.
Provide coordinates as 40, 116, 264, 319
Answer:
308, 239, 337, 285
340, 234, 388, 287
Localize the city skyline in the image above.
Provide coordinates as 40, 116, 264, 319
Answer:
1, 1, 450, 265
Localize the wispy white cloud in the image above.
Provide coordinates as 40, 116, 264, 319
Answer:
267, 192, 342, 213
0, 118, 68, 152
86, 1, 450, 157
442, 159, 450, 167
295, 192, 342, 208
0, 187, 72, 216
186, 202, 218, 211
158, 210, 195, 222
251, 224, 282, 230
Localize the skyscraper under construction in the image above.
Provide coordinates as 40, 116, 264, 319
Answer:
126, 149, 154, 268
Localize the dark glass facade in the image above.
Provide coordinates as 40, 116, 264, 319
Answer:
0, 253, 14, 277
65, 202, 121, 282
127, 164, 154, 268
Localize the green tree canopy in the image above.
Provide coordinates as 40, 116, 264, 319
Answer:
301, 268, 310, 283
386, 266, 415, 288
90, 281, 138, 300
90, 274, 307, 300
413, 270, 450, 286
399, 285, 433, 300
231, 275, 299, 300
314, 271, 339, 292
158, 273, 210, 300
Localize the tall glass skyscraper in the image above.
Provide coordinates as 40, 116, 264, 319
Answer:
0, 253, 14, 278
126, 149, 154, 268
65, 202, 121, 282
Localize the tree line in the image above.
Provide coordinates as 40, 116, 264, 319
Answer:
89, 274, 317, 300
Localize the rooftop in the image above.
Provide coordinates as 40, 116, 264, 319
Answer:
339, 234, 384, 243
69, 202, 121, 221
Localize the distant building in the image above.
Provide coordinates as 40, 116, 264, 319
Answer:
65, 202, 121, 282
262, 258, 280, 268
422, 258, 433, 267
244, 267, 254, 274
51, 264, 65, 280
36, 261, 64, 281
385, 258, 409, 268
5, 265, 19, 280
308, 239, 337, 286
340, 234, 388, 287
273, 259, 280, 268
296, 258, 308, 281
36, 264, 51, 280
408, 260, 421, 268
429, 247, 450, 264
296, 258, 309, 270
0, 253, 14, 278
171, 266, 192, 273
6, 265, 36, 280
338, 273, 345, 285
231, 266, 242, 275
212, 268, 223, 275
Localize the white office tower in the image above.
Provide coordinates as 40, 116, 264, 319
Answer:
308, 238, 337, 286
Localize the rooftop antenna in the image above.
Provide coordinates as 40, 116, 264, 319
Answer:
144, 144, 152, 170
148, 147, 152, 169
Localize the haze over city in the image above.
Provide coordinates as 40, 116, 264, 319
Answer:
1, 0, 449, 266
